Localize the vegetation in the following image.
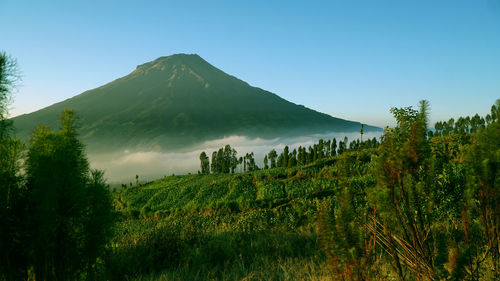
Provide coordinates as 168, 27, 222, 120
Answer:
0, 53, 114, 281
0, 52, 25, 281
200, 137, 379, 174
111, 100, 498, 280
314, 100, 499, 281
2, 51, 498, 280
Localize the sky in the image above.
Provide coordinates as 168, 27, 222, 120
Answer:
1, 0, 499, 127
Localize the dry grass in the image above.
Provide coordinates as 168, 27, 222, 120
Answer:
127, 256, 333, 281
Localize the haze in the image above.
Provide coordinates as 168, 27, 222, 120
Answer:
90, 131, 381, 183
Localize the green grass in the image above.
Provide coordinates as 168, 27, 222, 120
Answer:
113, 158, 354, 217
106, 152, 375, 280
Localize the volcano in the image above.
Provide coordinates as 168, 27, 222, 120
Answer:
12, 54, 378, 152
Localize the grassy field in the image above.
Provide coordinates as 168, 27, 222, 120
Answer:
107, 151, 374, 280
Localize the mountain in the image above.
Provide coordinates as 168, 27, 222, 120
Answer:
12, 54, 378, 152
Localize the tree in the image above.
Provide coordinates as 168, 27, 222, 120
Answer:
222, 145, 238, 173
268, 149, 277, 168
297, 146, 306, 165
370, 100, 454, 280
208, 145, 238, 174
462, 100, 500, 278
244, 152, 258, 171
216, 148, 224, 173
276, 154, 283, 168
229, 148, 238, 173
282, 146, 290, 166
211, 151, 218, 173
307, 146, 314, 163
263, 155, 269, 169
26, 110, 114, 280
434, 121, 443, 136
331, 138, 337, 156
199, 152, 210, 174
360, 123, 364, 142
83, 169, 114, 280
288, 149, 297, 167
337, 138, 347, 155
0, 52, 19, 127
0, 52, 28, 281
318, 139, 325, 159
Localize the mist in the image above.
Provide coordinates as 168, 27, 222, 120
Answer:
88, 131, 383, 183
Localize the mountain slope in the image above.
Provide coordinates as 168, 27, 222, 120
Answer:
12, 54, 378, 152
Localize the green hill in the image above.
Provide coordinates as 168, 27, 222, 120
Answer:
12, 54, 378, 152
109, 148, 376, 280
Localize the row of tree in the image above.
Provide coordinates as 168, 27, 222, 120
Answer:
266, 136, 380, 169
432, 109, 497, 137
199, 136, 380, 174
199, 145, 259, 174
0, 53, 114, 281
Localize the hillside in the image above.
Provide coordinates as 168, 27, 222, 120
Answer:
12, 54, 377, 152
107, 135, 376, 279
115, 158, 342, 217
111, 150, 371, 280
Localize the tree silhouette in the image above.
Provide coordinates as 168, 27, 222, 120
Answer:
0, 52, 28, 281
331, 138, 337, 156
26, 110, 114, 280
211, 151, 218, 174
360, 123, 364, 142
268, 149, 277, 168
199, 152, 210, 174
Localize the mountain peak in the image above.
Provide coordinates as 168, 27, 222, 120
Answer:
135, 53, 206, 72
12, 54, 376, 153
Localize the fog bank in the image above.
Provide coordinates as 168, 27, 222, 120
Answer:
88, 131, 382, 183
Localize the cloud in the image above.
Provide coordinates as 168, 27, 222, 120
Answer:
88, 131, 382, 183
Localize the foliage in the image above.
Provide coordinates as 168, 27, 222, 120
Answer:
314, 100, 500, 281
24, 110, 115, 280
199, 151, 210, 174
0, 52, 28, 281
1, 67, 115, 281
2, 53, 498, 281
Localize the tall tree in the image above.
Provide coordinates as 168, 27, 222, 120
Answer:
268, 149, 277, 168
217, 148, 224, 173
229, 147, 238, 173
462, 100, 500, 278
211, 151, 218, 174
26, 110, 114, 281
288, 149, 297, 167
318, 139, 325, 159
325, 139, 331, 157
307, 146, 314, 163
360, 123, 364, 142
331, 138, 337, 156
371, 100, 446, 280
199, 152, 210, 174
83, 169, 114, 280
283, 146, 290, 166
244, 152, 258, 171
0, 52, 28, 281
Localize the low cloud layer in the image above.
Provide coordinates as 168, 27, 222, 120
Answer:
88, 131, 382, 183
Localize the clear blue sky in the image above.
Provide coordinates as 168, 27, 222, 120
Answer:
1, 0, 499, 127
